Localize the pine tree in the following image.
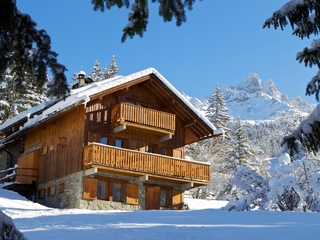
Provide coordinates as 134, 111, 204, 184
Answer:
264, 1, 320, 101
218, 117, 257, 200
264, 2, 320, 157
225, 117, 254, 170
0, 0, 69, 99
189, 84, 231, 198
0, 210, 26, 239
104, 55, 119, 79
90, 60, 104, 82
206, 83, 231, 139
0, 70, 48, 124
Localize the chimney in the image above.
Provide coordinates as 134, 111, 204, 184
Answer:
71, 70, 93, 89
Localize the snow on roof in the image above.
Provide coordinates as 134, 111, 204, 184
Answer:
0, 68, 219, 138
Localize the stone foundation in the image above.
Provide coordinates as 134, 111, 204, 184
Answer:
79, 199, 139, 210
36, 170, 186, 211
37, 171, 142, 210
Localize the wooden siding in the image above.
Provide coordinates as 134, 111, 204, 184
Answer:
83, 143, 210, 183
111, 102, 176, 134
23, 106, 86, 184
16, 150, 41, 184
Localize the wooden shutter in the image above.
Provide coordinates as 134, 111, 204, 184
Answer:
172, 190, 183, 210
126, 183, 139, 205
83, 178, 97, 200
146, 186, 160, 210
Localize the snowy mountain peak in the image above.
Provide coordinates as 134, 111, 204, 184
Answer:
238, 73, 263, 94
263, 79, 278, 96
185, 73, 315, 121
222, 74, 315, 120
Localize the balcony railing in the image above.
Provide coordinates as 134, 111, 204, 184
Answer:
83, 143, 210, 183
111, 102, 176, 134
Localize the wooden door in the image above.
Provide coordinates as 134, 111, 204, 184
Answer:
145, 186, 160, 210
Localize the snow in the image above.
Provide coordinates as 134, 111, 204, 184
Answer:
1, 188, 320, 240
286, 103, 320, 140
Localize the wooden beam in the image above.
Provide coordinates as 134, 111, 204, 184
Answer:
179, 182, 194, 191
134, 175, 149, 183
160, 134, 172, 142
88, 164, 209, 186
113, 87, 129, 97
138, 79, 154, 88
161, 99, 176, 108
114, 124, 126, 133
183, 119, 197, 127
84, 167, 98, 176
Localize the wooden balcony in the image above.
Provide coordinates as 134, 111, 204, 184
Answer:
111, 103, 175, 140
83, 143, 210, 186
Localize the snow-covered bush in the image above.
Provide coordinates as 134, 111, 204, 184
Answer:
223, 165, 269, 211
267, 153, 320, 212
0, 210, 25, 240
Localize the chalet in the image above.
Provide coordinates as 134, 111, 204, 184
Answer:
0, 68, 223, 210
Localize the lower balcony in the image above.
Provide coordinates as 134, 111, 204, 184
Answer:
83, 143, 210, 187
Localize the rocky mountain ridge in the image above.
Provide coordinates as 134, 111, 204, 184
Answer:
185, 73, 315, 121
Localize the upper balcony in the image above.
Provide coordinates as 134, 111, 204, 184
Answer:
83, 143, 210, 188
111, 102, 176, 141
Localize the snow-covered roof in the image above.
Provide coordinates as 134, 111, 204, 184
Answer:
0, 68, 221, 138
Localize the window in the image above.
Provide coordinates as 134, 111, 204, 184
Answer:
47, 186, 55, 197
112, 183, 122, 202
100, 137, 108, 145
59, 181, 65, 194
160, 190, 168, 208
49, 186, 55, 197
103, 110, 108, 123
39, 189, 45, 199
147, 144, 156, 153
160, 147, 167, 156
93, 179, 124, 203
126, 100, 149, 108
115, 139, 123, 148
97, 182, 107, 200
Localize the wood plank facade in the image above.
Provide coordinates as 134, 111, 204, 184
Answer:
0, 68, 221, 210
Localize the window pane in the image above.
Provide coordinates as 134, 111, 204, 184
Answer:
100, 137, 108, 145
97, 182, 107, 200
147, 145, 154, 153
160, 148, 167, 155
160, 190, 167, 207
115, 139, 123, 148
112, 183, 122, 202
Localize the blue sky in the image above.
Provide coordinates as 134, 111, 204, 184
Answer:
17, 0, 317, 103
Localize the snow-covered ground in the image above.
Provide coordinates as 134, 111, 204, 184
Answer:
1, 188, 320, 240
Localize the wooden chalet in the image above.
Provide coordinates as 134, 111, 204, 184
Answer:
0, 68, 223, 210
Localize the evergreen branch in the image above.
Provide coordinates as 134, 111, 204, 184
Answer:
91, 0, 198, 42
91, 0, 130, 11
0, 0, 69, 98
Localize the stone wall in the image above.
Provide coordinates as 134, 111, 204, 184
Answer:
37, 171, 83, 208
79, 199, 140, 210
